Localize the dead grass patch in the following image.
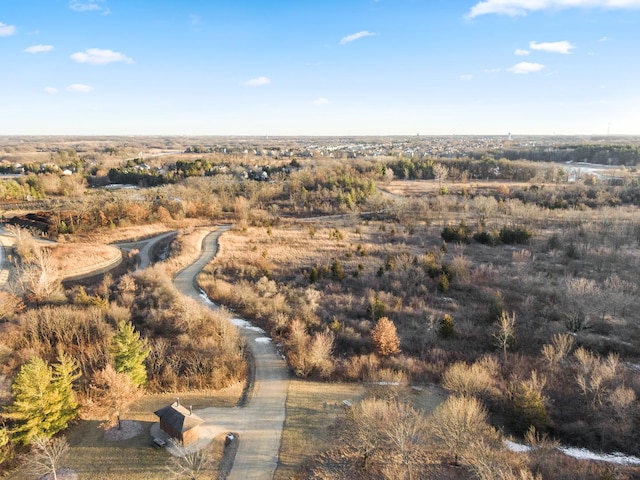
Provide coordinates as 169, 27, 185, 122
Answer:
49, 243, 121, 278
275, 379, 447, 479
5, 389, 240, 480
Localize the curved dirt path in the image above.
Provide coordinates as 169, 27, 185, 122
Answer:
173, 226, 289, 480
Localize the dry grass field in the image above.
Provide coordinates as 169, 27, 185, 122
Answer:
201, 175, 640, 470
5, 385, 243, 480
50, 243, 121, 278
275, 380, 447, 479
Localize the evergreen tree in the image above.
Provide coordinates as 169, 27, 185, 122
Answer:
5, 355, 78, 445
330, 259, 345, 281
111, 321, 150, 387
438, 314, 455, 339
0, 425, 10, 465
50, 350, 80, 434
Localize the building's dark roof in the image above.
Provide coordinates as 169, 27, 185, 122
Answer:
154, 402, 204, 433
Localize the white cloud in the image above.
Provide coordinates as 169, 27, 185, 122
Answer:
244, 76, 271, 87
508, 62, 546, 74
67, 84, 94, 92
0, 22, 17, 36
484, 67, 502, 73
71, 48, 133, 65
44, 86, 58, 94
312, 97, 331, 105
515, 49, 530, 56
69, 0, 109, 14
340, 31, 376, 45
467, 0, 640, 18
460, 74, 473, 81
529, 40, 575, 54
599, 36, 610, 42
25, 45, 54, 54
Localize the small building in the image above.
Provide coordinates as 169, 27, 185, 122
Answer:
154, 399, 204, 445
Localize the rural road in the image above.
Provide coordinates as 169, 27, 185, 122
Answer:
172, 226, 289, 480
116, 230, 178, 271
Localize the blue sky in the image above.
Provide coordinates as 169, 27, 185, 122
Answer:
1, 0, 639, 135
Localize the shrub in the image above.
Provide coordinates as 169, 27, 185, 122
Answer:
331, 259, 345, 281
498, 225, 533, 244
366, 295, 387, 322
441, 221, 470, 244
473, 230, 499, 246
438, 314, 455, 339
509, 371, 550, 435
437, 274, 450, 293
442, 358, 497, 398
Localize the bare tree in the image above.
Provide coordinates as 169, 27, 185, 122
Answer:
494, 311, 516, 361
307, 330, 335, 378
16, 246, 60, 305
541, 333, 574, 370
341, 398, 388, 471
166, 440, 211, 480
23, 435, 69, 480
433, 163, 449, 186
85, 365, 141, 430
5, 225, 37, 262
574, 348, 619, 409
382, 401, 428, 480
562, 277, 598, 332
429, 395, 495, 466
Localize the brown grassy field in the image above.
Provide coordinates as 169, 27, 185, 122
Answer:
50, 243, 121, 278
5, 385, 243, 480
201, 176, 640, 467
275, 380, 447, 479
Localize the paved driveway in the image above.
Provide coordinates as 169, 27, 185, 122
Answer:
172, 226, 289, 480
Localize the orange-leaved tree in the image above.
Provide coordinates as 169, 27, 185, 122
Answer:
371, 317, 401, 357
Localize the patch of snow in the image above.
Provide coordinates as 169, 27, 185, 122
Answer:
626, 362, 640, 372
504, 439, 640, 466
504, 440, 532, 453
230, 318, 266, 333
559, 447, 640, 465
198, 291, 217, 306
371, 381, 401, 386
255, 337, 272, 344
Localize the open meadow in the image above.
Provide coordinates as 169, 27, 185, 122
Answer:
2, 136, 640, 479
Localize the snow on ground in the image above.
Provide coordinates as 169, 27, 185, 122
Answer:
255, 337, 272, 344
559, 447, 640, 465
230, 318, 266, 333
504, 440, 640, 466
504, 440, 532, 453
198, 291, 217, 307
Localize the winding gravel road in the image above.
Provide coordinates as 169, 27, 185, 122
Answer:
173, 226, 289, 480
